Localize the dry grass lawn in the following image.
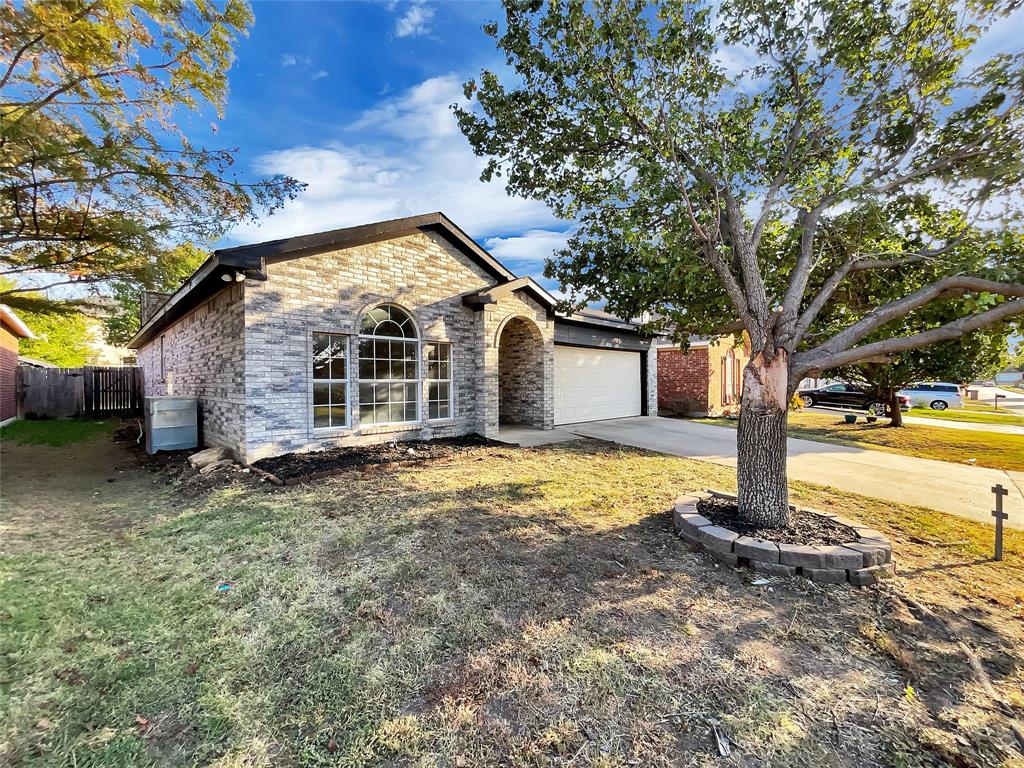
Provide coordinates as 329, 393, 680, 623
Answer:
2, 424, 1023, 767
698, 410, 1024, 471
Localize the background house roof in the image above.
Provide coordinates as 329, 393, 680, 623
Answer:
0, 305, 35, 339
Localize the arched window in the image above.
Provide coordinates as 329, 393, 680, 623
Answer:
360, 304, 417, 338
358, 305, 419, 425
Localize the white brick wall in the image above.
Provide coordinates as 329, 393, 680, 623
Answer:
137, 282, 246, 456
242, 231, 510, 461
138, 228, 655, 463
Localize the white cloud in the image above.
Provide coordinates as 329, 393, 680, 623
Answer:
484, 229, 572, 265
230, 74, 567, 282
311, 69, 329, 80
394, 1, 434, 38
280, 53, 311, 68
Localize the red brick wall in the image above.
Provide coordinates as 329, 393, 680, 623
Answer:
0, 326, 18, 422
657, 347, 709, 415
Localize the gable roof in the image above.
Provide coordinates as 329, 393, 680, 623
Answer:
216, 212, 516, 282
127, 212, 646, 349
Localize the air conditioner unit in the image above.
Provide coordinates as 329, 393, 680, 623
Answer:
145, 396, 198, 453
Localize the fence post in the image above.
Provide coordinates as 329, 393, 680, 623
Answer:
82, 365, 93, 417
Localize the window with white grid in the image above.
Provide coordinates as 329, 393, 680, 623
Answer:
312, 332, 348, 428
425, 342, 452, 420
358, 305, 419, 425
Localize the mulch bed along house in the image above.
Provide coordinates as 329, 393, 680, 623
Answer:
251, 435, 505, 484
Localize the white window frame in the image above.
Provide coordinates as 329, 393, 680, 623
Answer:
311, 331, 351, 430
357, 306, 421, 427
425, 341, 454, 421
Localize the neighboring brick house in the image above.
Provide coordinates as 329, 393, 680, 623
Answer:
129, 213, 658, 462
657, 336, 750, 417
0, 305, 35, 426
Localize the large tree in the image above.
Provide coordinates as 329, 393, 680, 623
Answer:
0, 0, 302, 312
456, 0, 1024, 527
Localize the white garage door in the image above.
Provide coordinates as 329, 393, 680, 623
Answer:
554, 345, 642, 425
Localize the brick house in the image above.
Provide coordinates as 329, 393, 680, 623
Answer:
0, 304, 34, 426
128, 213, 658, 462
656, 336, 750, 417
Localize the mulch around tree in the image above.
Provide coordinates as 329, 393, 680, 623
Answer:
252, 435, 505, 482
697, 495, 858, 546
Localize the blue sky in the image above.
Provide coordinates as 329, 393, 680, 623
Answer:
194, 1, 1022, 298
200, 0, 570, 291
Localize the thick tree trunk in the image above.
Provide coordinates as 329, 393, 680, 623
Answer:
736, 350, 791, 528
888, 389, 904, 427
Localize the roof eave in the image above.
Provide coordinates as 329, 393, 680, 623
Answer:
0, 304, 35, 339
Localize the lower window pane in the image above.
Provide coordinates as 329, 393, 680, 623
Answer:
428, 401, 439, 420
330, 383, 346, 404
313, 382, 329, 405
438, 402, 449, 419
313, 406, 330, 428
405, 403, 417, 421
329, 405, 346, 425
389, 403, 404, 422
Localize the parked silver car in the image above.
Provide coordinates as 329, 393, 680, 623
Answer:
897, 382, 963, 410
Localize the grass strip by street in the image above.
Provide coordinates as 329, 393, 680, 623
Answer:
697, 411, 1024, 471
2, 427, 1023, 767
908, 407, 1024, 427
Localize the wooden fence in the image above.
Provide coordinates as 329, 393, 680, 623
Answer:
17, 365, 142, 419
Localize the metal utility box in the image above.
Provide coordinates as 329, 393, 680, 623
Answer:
145, 396, 198, 453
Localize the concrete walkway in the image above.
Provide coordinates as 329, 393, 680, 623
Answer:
561, 416, 1024, 530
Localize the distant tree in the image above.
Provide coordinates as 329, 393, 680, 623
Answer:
456, 0, 1024, 527
0, 0, 303, 314
830, 332, 1009, 427
0, 277, 91, 366
103, 243, 207, 345
17, 309, 93, 367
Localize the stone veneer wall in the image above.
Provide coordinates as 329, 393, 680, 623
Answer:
645, 343, 659, 417
136, 282, 246, 456
498, 317, 546, 427
241, 231, 519, 462
482, 299, 554, 435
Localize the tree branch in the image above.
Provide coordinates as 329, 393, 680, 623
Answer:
804, 277, 1024, 361
793, 298, 1024, 375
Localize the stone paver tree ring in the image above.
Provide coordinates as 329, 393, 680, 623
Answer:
672, 490, 894, 586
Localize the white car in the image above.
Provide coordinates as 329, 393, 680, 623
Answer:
898, 382, 963, 410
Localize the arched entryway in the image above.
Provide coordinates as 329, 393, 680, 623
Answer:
497, 316, 546, 427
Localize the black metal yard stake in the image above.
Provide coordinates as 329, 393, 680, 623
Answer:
992, 483, 1008, 561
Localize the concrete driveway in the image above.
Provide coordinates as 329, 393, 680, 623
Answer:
563, 416, 1024, 530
